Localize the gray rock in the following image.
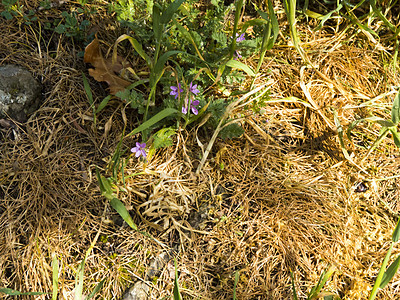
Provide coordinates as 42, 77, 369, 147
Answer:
122, 281, 150, 300
0, 65, 42, 122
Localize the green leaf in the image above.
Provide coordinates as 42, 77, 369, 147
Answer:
0, 288, 47, 296
390, 128, 400, 148
82, 73, 93, 106
126, 108, 178, 138
392, 218, 400, 242
173, 259, 182, 300
289, 271, 299, 300
308, 265, 335, 299
369, 243, 394, 300
380, 255, 400, 289
75, 259, 85, 300
52, 255, 59, 300
376, 119, 395, 128
153, 4, 161, 43
110, 197, 138, 230
151, 50, 182, 86
233, 270, 239, 300
160, 0, 185, 24
391, 89, 400, 125
152, 127, 176, 149
172, 19, 204, 60
267, 0, 279, 49
313, 4, 343, 31
54, 24, 66, 34
226, 60, 255, 77
84, 279, 106, 300
114, 35, 152, 68
96, 95, 111, 113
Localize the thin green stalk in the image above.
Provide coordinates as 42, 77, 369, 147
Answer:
369, 243, 394, 300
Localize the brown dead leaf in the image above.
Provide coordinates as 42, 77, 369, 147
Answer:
84, 37, 132, 95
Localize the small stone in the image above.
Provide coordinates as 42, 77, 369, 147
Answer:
121, 281, 150, 300
0, 65, 42, 122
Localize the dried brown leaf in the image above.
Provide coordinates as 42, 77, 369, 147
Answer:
84, 37, 131, 94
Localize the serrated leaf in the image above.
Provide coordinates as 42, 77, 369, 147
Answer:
226, 60, 255, 77
380, 255, 400, 289
219, 123, 244, 139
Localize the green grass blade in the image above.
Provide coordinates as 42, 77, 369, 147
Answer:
126, 108, 178, 138
379, 255, 400, 289
173, 259, 182, 300
369, 243, 394, 300
392, 218, 400, 242
390, 128, 400, 148
82, 72, 96, 124
75, 231, 101, 300
369, 0, 396, 33
160, 0, 185, 24
267, 0, 279, 49
52, 255, 59, 300
84, 278, 106, 300
172, 19, 204, 60
229, 0, 244, 58
153, 3, 162, 45
391, 89, 400, 125
233, 270, 239, 300
114, 34, 152, 68
75, 260, 85, 300
110, 197, 138, 230
151, 50, 182, 86
82, 73, 93, 106
95, 95, 111, 114
308, 265, 335, 299
0, 288, 47, 296
226, 60, 255, 77
289, 270, 299, 300
313, 4, 343, 31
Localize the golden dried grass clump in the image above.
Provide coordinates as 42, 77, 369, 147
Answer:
0, 1, 400, 299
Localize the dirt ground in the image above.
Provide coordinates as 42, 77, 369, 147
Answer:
1, 1, 400, 299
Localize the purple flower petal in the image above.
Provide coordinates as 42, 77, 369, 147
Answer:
131, 142, 147, 158
191, 107, 198, 115
236, 33, 245, 42
182, 106, 187, 114
189, 82, 200, 95
192, 100, 200, 106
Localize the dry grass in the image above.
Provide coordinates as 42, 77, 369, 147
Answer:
1, 1, 400, 299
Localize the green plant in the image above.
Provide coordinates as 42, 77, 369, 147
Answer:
54, 9, 91, 41
291, 265, 339, 300
369, 217, 400, 300
346, 88, 400, 159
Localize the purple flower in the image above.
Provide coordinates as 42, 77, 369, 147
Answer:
182, 99, 200, 115
234, 50, 242, 60
189, 82, 200, 95
170, 83, 183, 99
131, 142, 147, 158
236, 33, 245, 42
